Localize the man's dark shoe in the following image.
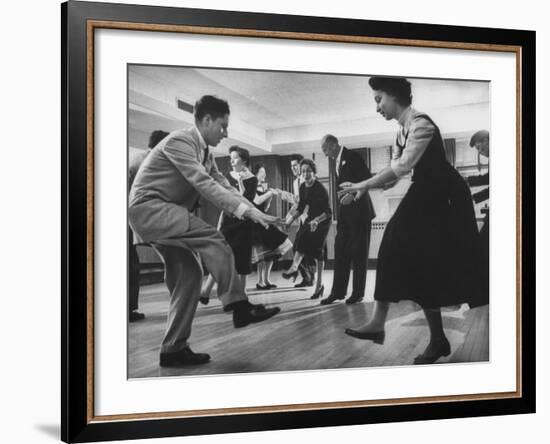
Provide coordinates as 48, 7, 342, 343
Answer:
294, 280, 313, 288
129, 311, 145, 322
159, 347, 211, 367
345, 294, 364, 305
233, 303, 280, 328
320, 294, 345, 305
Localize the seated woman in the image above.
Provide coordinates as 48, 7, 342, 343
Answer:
282, 159, 332, 300
251, 163, 293, 290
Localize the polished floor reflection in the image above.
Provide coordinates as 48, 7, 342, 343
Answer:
128, 270, 489, 378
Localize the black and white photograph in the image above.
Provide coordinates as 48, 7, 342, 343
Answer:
127, 65, 490, 378
53, 0, 537, 442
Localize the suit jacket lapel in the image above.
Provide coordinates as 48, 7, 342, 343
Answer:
190, 127, 210, 170
338, 147, 347, 178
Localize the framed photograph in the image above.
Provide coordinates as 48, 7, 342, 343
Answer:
62, 0, 535, 442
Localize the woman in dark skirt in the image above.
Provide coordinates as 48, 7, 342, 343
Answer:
283, 159, 332, 300
215, 146, 258, 289
201, 147, 284, 303
251, 163, 293, 290
338, 77, 488, 364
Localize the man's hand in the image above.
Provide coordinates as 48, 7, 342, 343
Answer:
338, 181, 366, 199
243, 206, 281, 229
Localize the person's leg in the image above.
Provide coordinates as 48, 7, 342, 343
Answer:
348, 222, 370, 303
314, 259, 324, 292
329, 225, 353, 298
310, 259, 325, 299
284, 251, 305, 274
128, 227, 144, 321
239, 274, 247, 291
199, 274, 215, 305
156, 213, 279, 328
345, 300, 389, 343
351, 301, 389, 332
154, 245, 203, 354
298, 255, 315, 283
414, 308, 451, 364
265, 260, 274, 286
161, 214, 246, 309
257, 261, 266, 286
321, 225, 351, 304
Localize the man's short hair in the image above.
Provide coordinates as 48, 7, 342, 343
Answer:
194, 95, 230, 122
148, 130, 169, 149
289, 154, 304, 163
228, 145, 250, 167
469, 130, 490, 147
322, 134, 339, 146
368, 76, 413, 107
299, 158, 317, 174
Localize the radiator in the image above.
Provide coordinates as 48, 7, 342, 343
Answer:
369, 221, 387, 259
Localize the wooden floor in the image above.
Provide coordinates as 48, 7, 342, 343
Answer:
129, 271, 489, 378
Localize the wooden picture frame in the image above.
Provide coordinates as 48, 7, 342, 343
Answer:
62, 1, 535, 442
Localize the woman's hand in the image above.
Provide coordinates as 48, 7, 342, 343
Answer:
244, 207, 281, 229
309, 219, 319, 232
337, 181, 367, 199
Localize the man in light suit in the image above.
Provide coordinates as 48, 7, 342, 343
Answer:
129, 95, 280, 367
320, 135, 376, 305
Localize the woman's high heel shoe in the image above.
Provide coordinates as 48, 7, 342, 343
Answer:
310, 285, 324, 300
413, 339, 451, 365
282, 269, 299, 282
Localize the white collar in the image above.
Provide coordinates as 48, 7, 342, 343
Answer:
335, 145, 344, 170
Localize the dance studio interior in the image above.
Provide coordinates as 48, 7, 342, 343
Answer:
128, 65, 490, 377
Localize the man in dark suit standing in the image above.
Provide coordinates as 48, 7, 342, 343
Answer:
320, 134, 375, 305
467, 130, 489, 294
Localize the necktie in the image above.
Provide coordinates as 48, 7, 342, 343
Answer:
202, 147, 209, 166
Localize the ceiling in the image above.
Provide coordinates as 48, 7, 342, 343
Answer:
129, 65, 490, 154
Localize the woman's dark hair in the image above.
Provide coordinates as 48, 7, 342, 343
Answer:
368, 76, 412, 107
299, 158, 317, 174
229, 145, 250, 166
194, 95, 230, 121
148, 130, 169, 149
289, 154, 304, 163
252, 162, 266, 176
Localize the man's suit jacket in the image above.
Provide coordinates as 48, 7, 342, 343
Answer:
467, 172, 489, 204
336, 147, 376, 223
129, 127, 249, 243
